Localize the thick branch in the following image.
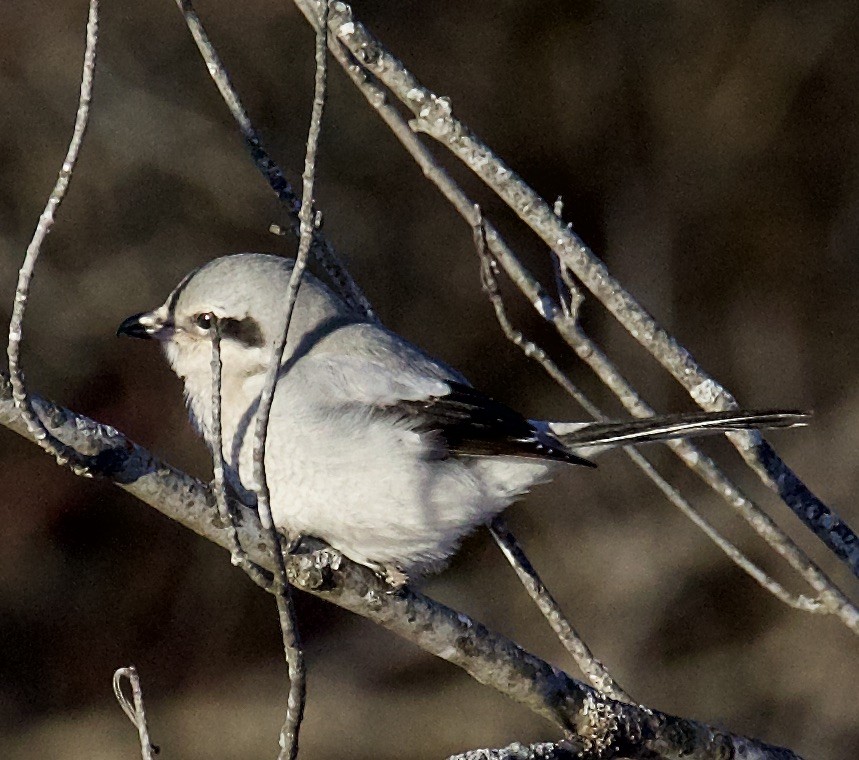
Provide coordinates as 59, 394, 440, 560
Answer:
0, 376, 802, 760
448, 739, 800, 760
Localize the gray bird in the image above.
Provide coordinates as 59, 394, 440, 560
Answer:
118, 253, 805, 579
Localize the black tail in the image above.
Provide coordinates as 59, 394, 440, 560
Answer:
553, 410, 809, 450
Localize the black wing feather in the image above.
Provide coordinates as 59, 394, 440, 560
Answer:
390, 382, 595, 467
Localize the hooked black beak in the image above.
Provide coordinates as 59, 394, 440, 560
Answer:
117, 312, 154, 340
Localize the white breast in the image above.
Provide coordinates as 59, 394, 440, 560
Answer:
216, 373, 555, 575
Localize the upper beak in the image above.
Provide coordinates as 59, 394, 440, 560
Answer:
117, 312, 162, 340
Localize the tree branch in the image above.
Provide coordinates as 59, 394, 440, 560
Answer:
475, 214, 822, 614
247, 5, 331, 755
321, 0, 859, 583
0, 377, 804, 759
291, 0, 858, 634
171, 0, 374, 319
113, 667, 159, 760
5, 0, 99, 475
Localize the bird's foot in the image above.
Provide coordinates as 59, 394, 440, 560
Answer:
287, 545, 343, 591
363, 560, 409, 593
382, 564, 410, 594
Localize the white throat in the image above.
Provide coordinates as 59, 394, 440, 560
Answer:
163, 338, 268, 460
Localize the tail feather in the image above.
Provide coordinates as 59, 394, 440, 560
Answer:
550, 410, 809, 451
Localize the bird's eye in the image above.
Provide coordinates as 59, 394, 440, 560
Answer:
194, 312, 214, 330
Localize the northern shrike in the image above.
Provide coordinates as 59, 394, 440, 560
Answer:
118, 253, 805, 578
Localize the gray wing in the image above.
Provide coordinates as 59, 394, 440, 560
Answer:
296, 322, 594, 466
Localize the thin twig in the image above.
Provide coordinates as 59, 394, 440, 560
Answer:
311, 6, 856, 632
325, 3, 858, 581
113, 667, 158, 760
5, 0, 99, 476
171, 0, 374, 319
472, 210, 626, 701
250, 6, 331, 757
475, 223, 822, 614
210, 329, 274, 590
489, 516, 634, 703
550, 199, 577, 319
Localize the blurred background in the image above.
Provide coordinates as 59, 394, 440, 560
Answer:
1, 0, 857, 757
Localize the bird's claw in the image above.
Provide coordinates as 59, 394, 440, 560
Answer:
382, 564, 410, 594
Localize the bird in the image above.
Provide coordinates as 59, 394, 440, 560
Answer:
118, 253, 807, 580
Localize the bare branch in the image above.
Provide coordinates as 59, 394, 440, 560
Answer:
5, 0, 99, 475
113, 667, 158, 760
489, 516, 634, 703
0, 4, 835, 757
0, 378, 805, 759
472, 210, 634, 701
248, 6, 332, 756
305, 1, 857, 633
448, 741, 577, 760
449, 738, 801, 760
323, 2, 859, 583
170, 0, 374, 318
210, 330, 273, 589
475, 213, 823, 614
245, 10, 328, 760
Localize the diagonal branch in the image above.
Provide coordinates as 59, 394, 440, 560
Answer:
472, 211, 634, 701
0, 377, 804, 760
296, 0, 858, 633
171, 0, 374, 319
321, 0, 858, 583
477, 218, 822, 614
489, 516, 634, 703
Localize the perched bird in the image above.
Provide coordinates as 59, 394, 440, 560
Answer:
118, 253, 805, 579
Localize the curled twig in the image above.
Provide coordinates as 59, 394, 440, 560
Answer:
113, 667, 159, 760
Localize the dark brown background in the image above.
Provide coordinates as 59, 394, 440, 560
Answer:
1, 1, 857, 758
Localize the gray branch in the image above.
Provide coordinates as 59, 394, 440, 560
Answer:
297, 0, 858, 634
0, 376, 803, 760
477, 227, 821, 615
5, 0, 99, 474
447, 739, 801, 760
247, 6, 331, 756
321, 0, 858, 583
171, 0, 374, 319
447, 742, 578, 760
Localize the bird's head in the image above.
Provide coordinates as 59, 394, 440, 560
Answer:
117, 252, 349, 390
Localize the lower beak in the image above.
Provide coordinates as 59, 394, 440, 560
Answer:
117, 312, 159, 340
